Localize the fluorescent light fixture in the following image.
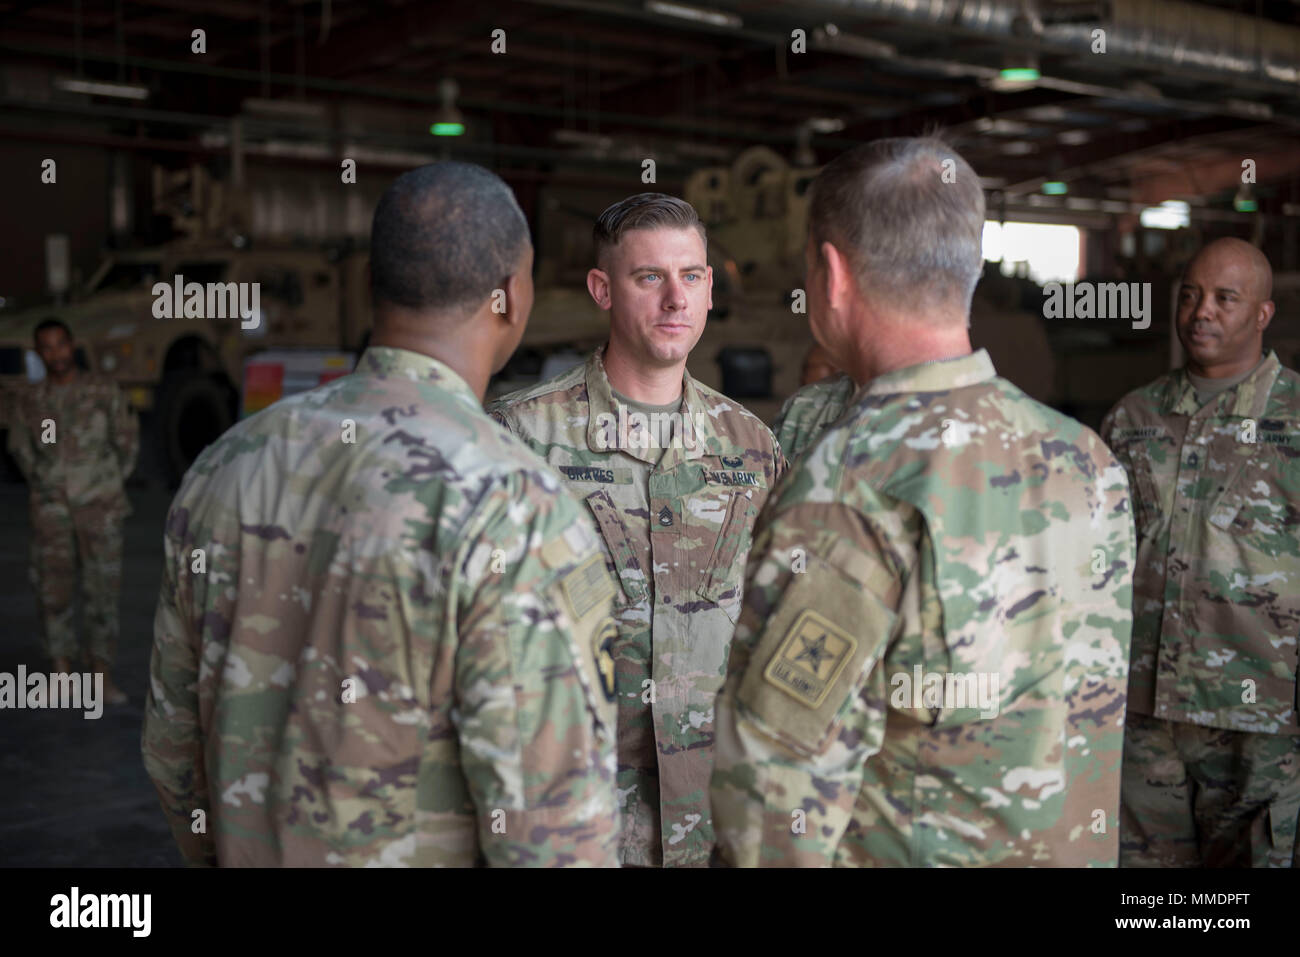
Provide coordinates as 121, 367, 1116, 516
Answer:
1139, 200, 1190, 230
999, 67, 1041, 82
241, 98, 327, 119
431, 78, 465, 137
54, 77, 148, 100
1042, 181, 1068, 195
645, 1, 742, 28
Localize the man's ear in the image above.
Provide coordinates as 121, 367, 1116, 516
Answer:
1258, 299, 1276, 334
587, 267, 612, 310
705, 264, 714, 313
822, 240, 855, 311
499, 271, 527, 329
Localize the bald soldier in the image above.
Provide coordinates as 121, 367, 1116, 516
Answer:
142, 162, 621, 867
1102, 237, 1300, 867
489, 194, 785, 867
710, 137, 1135, 866
772, 343, 855, 462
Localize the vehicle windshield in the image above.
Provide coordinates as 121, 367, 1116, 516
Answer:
91, 260, 165, 292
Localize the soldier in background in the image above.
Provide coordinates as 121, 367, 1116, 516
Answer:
772, 342, 855, 462
489, 194, 785, 867
710, 137, 1135, 866
7, 318, 136, 705
142, 162, 621, 867
1102, 237, 1300, 867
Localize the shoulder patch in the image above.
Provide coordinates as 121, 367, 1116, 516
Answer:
591, 619, 617, 701
762, 610, 858, 708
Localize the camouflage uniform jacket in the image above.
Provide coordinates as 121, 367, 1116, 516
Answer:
1101, 350, 1300, 734
711, 349, 1135, 866
489, 345, 787, 866
6, 373, 139, 510
772, 372, 856, 462
142, 346, 621, 867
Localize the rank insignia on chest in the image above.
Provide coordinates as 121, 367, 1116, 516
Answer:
763, 610, 858, 708
658, 505, 673, 526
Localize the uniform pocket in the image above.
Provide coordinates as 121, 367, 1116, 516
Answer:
1207, 448, 1287, 549
583, 489, 650, 606
1127, 452, 1162, 540
695, 489, 757, 621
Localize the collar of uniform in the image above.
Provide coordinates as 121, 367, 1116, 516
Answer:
1165, 350, 1280, 418
861, 348, 996, 397
355, 346, 479, 409
582, 344, 720, 462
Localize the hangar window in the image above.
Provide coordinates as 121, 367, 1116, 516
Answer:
983, 221, 1080, 284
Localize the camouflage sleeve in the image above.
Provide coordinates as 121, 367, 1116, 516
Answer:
711, 497, 908, 867
454, 472, 622, 867
141, 506, 217, 866
5, 396, 35, 483
770, 429, 790, 483
770, 393, 800, 464
111, 382, 140, 478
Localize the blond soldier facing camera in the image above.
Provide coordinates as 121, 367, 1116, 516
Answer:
489, 195, 786, 867
1102, 237, 1300, 868
710, 138, 1134, 867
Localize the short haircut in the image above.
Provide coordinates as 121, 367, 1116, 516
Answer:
809, 137, 985, 316
369, 161, 530, 314
593, 193, 706, 265
34, 317, 71, 344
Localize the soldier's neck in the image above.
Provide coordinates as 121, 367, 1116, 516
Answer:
603, 342, 685, 406
845, 317, 971, 385
48, 369, 79, 386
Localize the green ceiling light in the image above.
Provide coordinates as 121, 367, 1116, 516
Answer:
431, 78, 465, 138
1042, 180, 1068, 195
999, 67, 1041, 82
990, 53, 1041, 91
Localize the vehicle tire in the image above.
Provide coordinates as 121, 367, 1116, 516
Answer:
154, 372, 236, 485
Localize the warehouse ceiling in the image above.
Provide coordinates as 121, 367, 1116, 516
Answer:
2, 0, 1299, 223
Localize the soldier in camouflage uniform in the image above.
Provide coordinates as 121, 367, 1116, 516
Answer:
1101, 237, 1300, 868
142, 162, 621, 867
489, 194, 786, 867
772, 369, 855, 463
7, 318, 138, 704
711, 138, 1135, 867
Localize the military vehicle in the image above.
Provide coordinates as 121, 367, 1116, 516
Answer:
0, 166, 373, 483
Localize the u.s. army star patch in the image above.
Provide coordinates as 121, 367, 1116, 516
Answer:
762, 610, 857, 708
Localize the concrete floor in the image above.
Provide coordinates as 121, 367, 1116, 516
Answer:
0, 479, 182, 866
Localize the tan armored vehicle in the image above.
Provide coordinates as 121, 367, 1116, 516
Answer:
0, 239, 371, 482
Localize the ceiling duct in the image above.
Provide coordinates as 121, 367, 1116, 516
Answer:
737, 0, 1300, 93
